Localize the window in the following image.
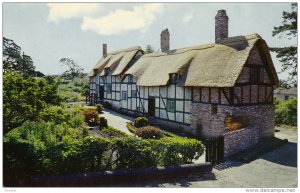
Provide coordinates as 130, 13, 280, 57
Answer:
104, 68, 109, 75
250, 67, 259, 83
105, 84, 112, 94
170, 73, 181, 84
128, 75, 133, 83
167, 100, 176, 112
132, 90, 137, 97
211, 104, 218, 115
122, 91, 128, 100
102, 77, 106, 83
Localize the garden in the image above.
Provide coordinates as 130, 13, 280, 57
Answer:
3, 100, 204, 186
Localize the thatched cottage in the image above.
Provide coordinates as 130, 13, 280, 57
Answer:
88, 10, 278, 140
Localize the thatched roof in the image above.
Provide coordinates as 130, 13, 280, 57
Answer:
88, 46, 142, 77
126, 34, 279, 87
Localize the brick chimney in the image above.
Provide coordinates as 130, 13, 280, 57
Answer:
102, 43, 107, 58
160, 28, 170, 52
215, 10, 229, 43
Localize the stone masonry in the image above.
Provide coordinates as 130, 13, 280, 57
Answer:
190, 103, 275, 138
103, 43, 107, 58
160, 28, 170, 52
215, 9, 229, 43
224, 127, 259, 158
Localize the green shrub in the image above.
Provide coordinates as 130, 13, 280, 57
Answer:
69, 114, 85, 128
100, 126, 128, 138
3, 120, 204, 186
96, 104, 104, 114
148, 137, 204, 165
99, 117, 108, 129
275, 97, 297, 126
82, 109, 99, 126
3, 71, 61, 134
134, 117, 148, 128
81, 136, 111, 171
39, 106, 70, 125
136, 126, 164, 139
126, 122, 136, 134
82, 127, 89, 138
111, 137, 155, 169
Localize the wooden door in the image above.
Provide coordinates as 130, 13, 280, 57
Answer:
148, 97, 155, 117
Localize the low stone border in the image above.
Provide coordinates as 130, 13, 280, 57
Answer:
29, 163, 212, 187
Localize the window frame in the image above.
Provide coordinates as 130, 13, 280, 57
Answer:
250, 67, 260, 83
166, 99, 176, 113
128, 75, 133, 83
170, 73, 181, 84
105, 84, 112, 94
132, 90, 137, 97
122, 91, 128, 100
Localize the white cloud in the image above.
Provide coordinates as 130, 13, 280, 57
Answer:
182, 12, 194, 23
47, 3, 101, 23
81, 3, 164, 36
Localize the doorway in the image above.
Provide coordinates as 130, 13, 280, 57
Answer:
148, 97, 155, 117
99, 86, 104, 99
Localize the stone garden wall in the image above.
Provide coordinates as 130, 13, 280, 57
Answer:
190, 103, 275, 138
223, 127, 259, 158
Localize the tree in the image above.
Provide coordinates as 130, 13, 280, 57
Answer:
60, 58, 84, 80
144, 45, 155, 54
278, 79, 290, 89
271, 3, 297, 85
3, 71, 61, 133
3, 37, 36, 76
82, 83, 90, 97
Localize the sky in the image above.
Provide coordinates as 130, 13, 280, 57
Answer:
2, 2, 297, 80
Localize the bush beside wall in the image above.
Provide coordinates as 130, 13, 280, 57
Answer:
4, 121, 204, 186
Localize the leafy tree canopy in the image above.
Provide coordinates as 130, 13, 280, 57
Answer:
60, 58, 84, 80
271, 3, 297, 85
3, 71, 61, 133
3, 37, 36, 76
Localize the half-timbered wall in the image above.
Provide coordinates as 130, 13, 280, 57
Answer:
91, 50, 143, 107
89, 75, 97, 95
118, 75, 192, 126
190, 46, 275, 138
99, 74, 122, 108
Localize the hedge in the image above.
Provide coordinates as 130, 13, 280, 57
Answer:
4, 121, 204, 186
275, 97, 297, 126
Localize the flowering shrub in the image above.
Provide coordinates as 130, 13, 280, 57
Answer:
136, 126, 164, 139
82, 109, 99, 126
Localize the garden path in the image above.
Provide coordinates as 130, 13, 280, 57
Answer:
100, 109, 134, 136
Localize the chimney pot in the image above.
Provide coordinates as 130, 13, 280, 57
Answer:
103, 43, 107, 58
160, 28, 170, 52
215, 9, 229, 43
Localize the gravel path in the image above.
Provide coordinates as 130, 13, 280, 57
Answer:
100, 109, 134, 136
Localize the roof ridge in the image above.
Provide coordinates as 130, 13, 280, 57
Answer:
142, 33, 262, 58
143, 44, 215, 58
219, 33, 261, 44
108, 46, 142, 55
